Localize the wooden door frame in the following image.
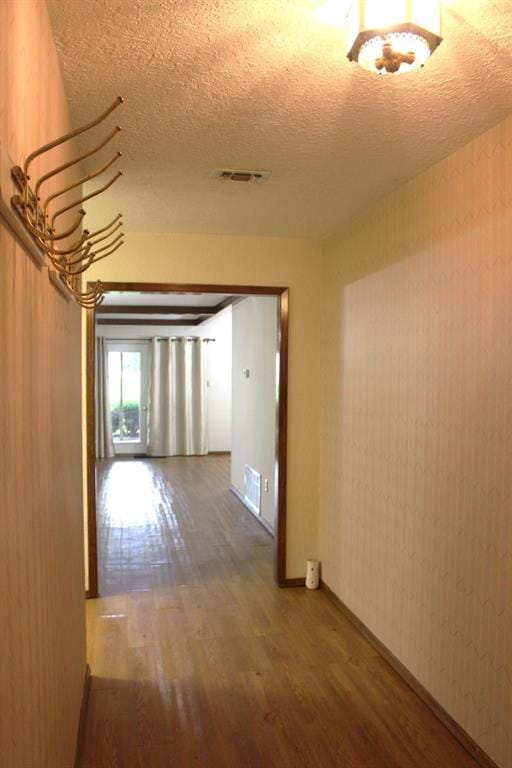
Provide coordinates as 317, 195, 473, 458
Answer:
86, 280, 290, 598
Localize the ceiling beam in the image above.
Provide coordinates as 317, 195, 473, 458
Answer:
97, 305, 217, 315
214, 296, 243, 312
97, 318, 203, 327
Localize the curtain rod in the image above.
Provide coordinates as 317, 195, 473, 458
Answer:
160, 337, 215, 342
104, 336, 215, 342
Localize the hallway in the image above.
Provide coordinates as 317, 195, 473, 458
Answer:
81, 456, 478, 768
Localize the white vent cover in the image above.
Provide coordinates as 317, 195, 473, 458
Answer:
244, 465, 261, 515
215, 169, 271, 183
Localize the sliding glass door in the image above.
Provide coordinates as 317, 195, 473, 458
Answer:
107, 341, 149, 455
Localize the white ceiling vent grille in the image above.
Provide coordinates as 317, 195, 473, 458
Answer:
216, 169, 271, 184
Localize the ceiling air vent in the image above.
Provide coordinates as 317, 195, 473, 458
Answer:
216, 169, 271, 183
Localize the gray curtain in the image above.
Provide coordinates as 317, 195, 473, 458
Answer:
148, 337, 207, 456
95, 337, 115, 458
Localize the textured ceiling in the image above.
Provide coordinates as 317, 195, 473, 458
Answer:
47, 0, 512, 237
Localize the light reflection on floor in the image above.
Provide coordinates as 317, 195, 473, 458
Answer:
101, 460, 163, 527
96, 458, 202, 595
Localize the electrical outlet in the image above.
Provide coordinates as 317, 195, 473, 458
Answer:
264, 478, 269, 493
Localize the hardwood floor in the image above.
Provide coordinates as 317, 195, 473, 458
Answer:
82, 456, 478, 768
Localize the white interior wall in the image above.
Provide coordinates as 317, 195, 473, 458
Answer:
231, 296, 279, 530
201, 307, 232, 452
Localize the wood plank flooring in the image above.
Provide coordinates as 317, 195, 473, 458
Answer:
82, 456, 478, 768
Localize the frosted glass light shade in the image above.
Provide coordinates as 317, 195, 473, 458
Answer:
347, 0, 442, 74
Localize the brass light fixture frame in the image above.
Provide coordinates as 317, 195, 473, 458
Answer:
347, 21, 442, 69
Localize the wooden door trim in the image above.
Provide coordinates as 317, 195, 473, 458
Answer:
86, 281, 290, 597
86, 306, 98, 599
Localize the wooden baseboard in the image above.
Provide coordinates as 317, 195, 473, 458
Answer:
229, 485, 274, 537
74, 664, 91, 768
320, 580, 499, 768
208, 451, 231, 456
281, 577, 306, 588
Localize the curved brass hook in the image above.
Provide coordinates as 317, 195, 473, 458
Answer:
67, 279, 103, 302
64, 223, 123, 267
82, 213, 122, 242
46, 243, 92, 269
73, 283, 105, 308
88, 239, 124, 267
11, 195, 86, 242
23, 97, 122, 218
23, 97, 123, 179
44, 233, 91, 258
92, 232, 123, 255
88, 221, 123, 249
47, 209, 87, 240
65, 238, 124, 276
50, 172, 122, 230
34, 125, 121, 200
43, 152, 122, 222
62, 249, 97, 276
61, 233, 123, 272
72, 280, 103, 298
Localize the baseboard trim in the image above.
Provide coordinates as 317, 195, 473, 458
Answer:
208, 451, 231, 456
320, 580, 499, 768
74, 664, 91, 768
229, 485, 274, 537
281, 577, 306, 588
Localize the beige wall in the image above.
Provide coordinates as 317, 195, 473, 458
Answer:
85, 232, 322, 577
0, 1, 86, 767
319, 114, 512, 768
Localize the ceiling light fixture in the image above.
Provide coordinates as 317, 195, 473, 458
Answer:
347, 0, 442, 74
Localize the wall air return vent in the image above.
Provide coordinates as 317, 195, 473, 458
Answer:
244, 465, 262, 516
216, 169, 271, 183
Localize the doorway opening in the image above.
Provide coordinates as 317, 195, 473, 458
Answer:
107, 341, 150, 454
86, 281, 289, 597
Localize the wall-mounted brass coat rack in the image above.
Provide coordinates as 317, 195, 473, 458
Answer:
8, 97, 125, 308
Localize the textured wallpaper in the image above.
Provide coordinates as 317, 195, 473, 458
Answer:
0, 2, 86, 767
320, 114, 512, 768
